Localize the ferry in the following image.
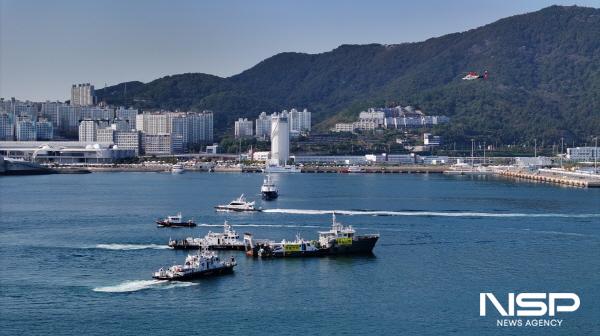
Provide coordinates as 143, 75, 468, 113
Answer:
156, 213, 196, 227
152, 248, 236, 281
244, 214, 379, 257
171, 164, 184, 174
260, 174, 279, 200
214, 194, 261, 212
168, 221, 245, 250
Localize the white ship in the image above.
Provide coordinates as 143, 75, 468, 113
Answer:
263, 164, 301, 173
152, 248, 236, 281
171, 164, 184, 174
169, 221, 245, 250
214, 194, 260, 212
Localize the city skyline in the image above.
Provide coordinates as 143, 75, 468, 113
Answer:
1, 0, 599, 101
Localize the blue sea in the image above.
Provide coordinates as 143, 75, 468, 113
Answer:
1, 172, 599, 335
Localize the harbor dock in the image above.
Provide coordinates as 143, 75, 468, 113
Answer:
499, 169, 600, 188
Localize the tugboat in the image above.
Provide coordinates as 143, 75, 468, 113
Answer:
168, 221, 245, 250
152, 248, 236, 281
214, 194, 261, 212
260, 174, 279, 200
156, 213, 196, 227
244, 213, 379, 257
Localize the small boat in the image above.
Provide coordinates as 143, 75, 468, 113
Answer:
169, 221, 245, 250
347, 165, 364, 173
152, 248, 236, 281
171, 163, 184, 174
214, 194, 260, 212
260, 174, 279, 200
156, 212, 196, 227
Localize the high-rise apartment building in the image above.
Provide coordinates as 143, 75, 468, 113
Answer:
234, 118, 253, 138
79, 120, 97, 142
71, 84, 95, 106
255, 112, 272, 139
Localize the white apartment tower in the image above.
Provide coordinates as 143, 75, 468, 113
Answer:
71, 84, 95, 106
270, 113, 289, 166
255, 112, 272, 139
234, 118, 253, 138
79, 120, 97, 142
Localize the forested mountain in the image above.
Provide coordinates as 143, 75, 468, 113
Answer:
96, 6, 600, 144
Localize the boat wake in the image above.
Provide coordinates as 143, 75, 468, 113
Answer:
262, 209, 600, 218
197, 223, 324, 229
94, 244, 171, 251
92, 280, 197, 293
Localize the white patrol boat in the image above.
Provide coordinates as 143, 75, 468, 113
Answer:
168, 221, 245, 250
214, 194, 261, 212
171, 163, 184, 174
152, 248, 236, 281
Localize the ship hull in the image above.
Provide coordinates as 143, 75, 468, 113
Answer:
170, 243, 245, 251
326, 235, 379, 255
156, 221, 197, 228
261, 191, 278, 200
246, 235, 379, 258
214, 206, 261, 212
152, 264, 235, 281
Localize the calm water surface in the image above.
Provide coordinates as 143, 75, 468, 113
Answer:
1, 173, 599, 335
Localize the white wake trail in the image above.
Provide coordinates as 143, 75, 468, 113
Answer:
94, 244, 170, 250
93, 280, 197, 293
262, 209, 600, 218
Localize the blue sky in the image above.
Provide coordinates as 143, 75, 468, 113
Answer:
1, 0, 598, 101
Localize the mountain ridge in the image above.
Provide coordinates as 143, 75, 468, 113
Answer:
96, 5, 600, 144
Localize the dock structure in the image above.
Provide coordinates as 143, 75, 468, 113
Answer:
300, 165, 447, 174
499, 170, 600, 188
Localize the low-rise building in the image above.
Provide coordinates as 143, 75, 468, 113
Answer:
142, 133, 171, 155
566, 147, 599, 162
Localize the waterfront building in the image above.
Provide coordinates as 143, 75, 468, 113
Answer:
0, 113, 14, 140
115, 108, 138, 130
567, 147, 600, 162
255, 112, 272, 139
79, 120, 97, 142
71, 83, 95, 106
15, 118, 37, 141
270, 113, 289, 166
0, 141, 134, 163
234, 118, 253, 138
35, 119, 54, 140
142, 133, 171, 155
188, 111, 213, 145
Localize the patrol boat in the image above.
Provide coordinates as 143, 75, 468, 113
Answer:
156, 213, 196, 227
260, 174, 279, 200
317, 213, 379, 255
168, 221, 245, 250
214, 194, 260, 212
244, 214, 379, 257
152, 248, 236, 281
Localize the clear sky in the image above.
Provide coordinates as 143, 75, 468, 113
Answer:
1, 0, 598, 101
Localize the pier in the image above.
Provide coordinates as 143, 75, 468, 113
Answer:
499, 170, 600, 188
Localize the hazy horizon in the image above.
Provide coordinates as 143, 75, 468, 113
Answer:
1, 0, 598, 101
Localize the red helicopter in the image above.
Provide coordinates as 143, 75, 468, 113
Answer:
462, 70, 489, 80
